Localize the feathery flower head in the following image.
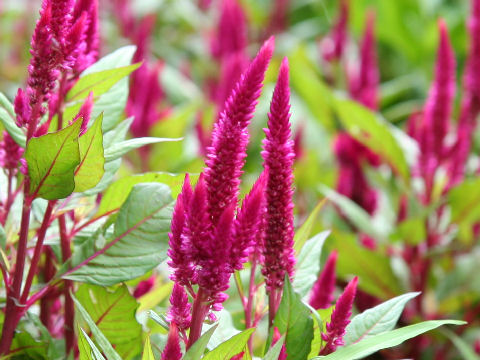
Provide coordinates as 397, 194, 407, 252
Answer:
14, 88, 31, 128
321, 0, 349, 62
231, 171, 267, 270
350, 10, 379, 110
50, 0, 74, 47
309, 251, 338, 310
72, 0, 99, 73
167, 283, 192, 332
168, 174, 195, 286
211, 0, 248, 59
261, 57, 296, 291
0, 132, 24, 173
216, 52, 249, 110
423, 19, 456, 159
62, 11, 88, 71
161, 322, 182, 360
204, 37, 274, 225
320, 277, 358, 355
465, 0, 480, 102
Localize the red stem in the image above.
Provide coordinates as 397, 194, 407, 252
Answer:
245, 259, 258, 354
187, 288, 207, 349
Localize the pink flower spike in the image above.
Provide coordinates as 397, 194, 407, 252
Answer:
167, 174, 195, 286
231, 171, 267, 271
50, 0, 74, 45
204, 37, 274, 225
167, 283, 192, 332
261, 57, 296, 291
62, 11, 88, 71
14, 88, 31, 128
320, 277, 358, 355
465, 0, 480, 103
0, 132, 24, 173
161, 322, 182, 360
423, 19, 456, 159
72, 0, 99, 73
133, 276, 155, 298
322, 0, 349, 62
309, 251, 338, 310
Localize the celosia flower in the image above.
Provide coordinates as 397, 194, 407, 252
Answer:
267, 0, 290, 34
321, 0, 349, 62
211, 0, 247, 60
50, 0, 74, 45
230, 171, 267, 270
204, 37, 274, 225
320, 277, 358, 355
465, 0, 480, 104
14, 88, 31, 128
349, 11, 379, 110
423, 19, 456, 160
167, 283, 192, 332
309, 251, 338, 310
0, 132, 24, 173
72, 0, 99, 73
261, 57, 296, 291
133, 276, 155, 298
161, 323, 182, 360
216, 52, 249, 110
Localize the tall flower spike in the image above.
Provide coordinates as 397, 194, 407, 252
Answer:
261, 57, 296, 291
167, 174, 195, 286
211, 0, 247, 59
350, 11, 379, 110
0, 132, 24, 173
167, 283, 192, 332
423, 19, 456, 159
161, 323, 182, 360
204, 37, 274, 225
465, 0, 480, 103
320, 277, 358, 355
231, 171, 267, 271
322, 0, 349, 62
50, 0, 74, 45
72, 0, 99, 73
309, 251, 338, 310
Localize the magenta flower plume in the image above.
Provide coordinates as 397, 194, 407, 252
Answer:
0, 132, 24, 173
309, 251, 338, 310
50, 0, 74, 45
161, 323, 182, 360
211, 0, 248, 59
204, 37, 274, 225
216, 52, 249, 110
465, 0, 480, 104
423, 19, 456, 159
133, 276, 155, 298
167, 283, 192, 332
350, 11, 379, 110
231, 171, 267, 270
322, 0, 349, 62
167, 174, 194, 287
320, 277, 358, 355
14, 88, 31, 128
261, 57, 296, 291
72, 0, 99, 73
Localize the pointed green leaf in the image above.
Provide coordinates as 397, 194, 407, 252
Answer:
314, 320, 465, 360
183, 324, 219, 360
293, 231, 329, 297
0, 92, 26, 147
294, 200, 325, 253
75, 284, 143, 360
441, 328, 480, 360
104, 137, 181, 162
203, 328, 255, 360
63, 183, 173, 285
142, 336, 155, 360
72, 294, 122, 360
79, 328, 106, 360
74, 114, 105, 192
344, 292, 420, 345
25, 119, 82, 200
67, 63, 141, 102
274, 277, 314, 360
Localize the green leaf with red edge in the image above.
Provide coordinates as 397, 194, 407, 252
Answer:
25, 118, 82, 200
75, 284, 142, 360
62, 183, 173, 286
74, 113, 105, 192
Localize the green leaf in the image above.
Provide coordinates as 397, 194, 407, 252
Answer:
67, 63, 140, 102
327, 232, 401, 299
63, 183, 173, 285
0, 92, 26, 147
203, 328, 255, 360
183, 324, 219, 360
344, 292, 420, 345
74, 114, 105, 192
333, 98, 410, 183
449, 178, 480, 226
314, 320, 465, 360
293, 200, 325, 253
25, 118, 82, 200
75, 284, 143, 360
293, 231, 329, 298
263, 335, 285, 360
72, 293, 122, 360
142, 336, 155, 360
441, 328, 480, 360
79, 328, 106, 360
96, 172, 195, 223
274, 277, 314, 360
104, 137, 181, 162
